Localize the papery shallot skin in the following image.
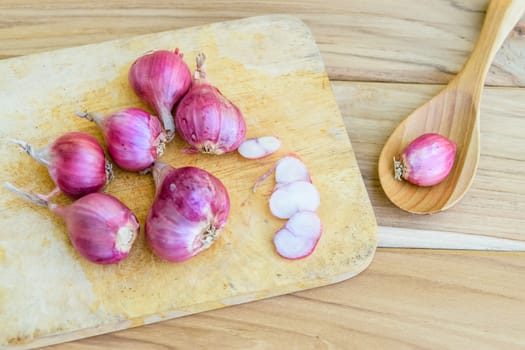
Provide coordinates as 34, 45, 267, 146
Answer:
51, 193, 139, 264
145, 163, 230, 262
80, 108, 167, 172
12, 131, 113, 198
175, 53, 246, 154
394, 133, 457, 187
47, 132, 110, 197
129, 49, 192, 139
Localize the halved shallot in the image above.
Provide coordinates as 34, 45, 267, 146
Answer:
238, 136, 280, 159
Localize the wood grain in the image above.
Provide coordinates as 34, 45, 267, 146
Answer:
1, 0, 525, 349
47, 249, 525, 350
378, 0, 525, 214
0, 16, 376, 348
0, 0, 524, 86
334, 81, 525, 242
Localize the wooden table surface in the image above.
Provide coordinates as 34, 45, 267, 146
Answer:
2, 0, 525, 348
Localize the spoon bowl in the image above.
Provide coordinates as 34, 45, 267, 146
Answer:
378, 0, 525, 214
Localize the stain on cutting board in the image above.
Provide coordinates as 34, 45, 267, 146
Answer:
0, 15, 376, 347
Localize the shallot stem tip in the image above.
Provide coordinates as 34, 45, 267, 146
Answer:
9, 138, 36, 158
105, 160, 114, 185
4, 182, 48, 208
195, 52, 207, 80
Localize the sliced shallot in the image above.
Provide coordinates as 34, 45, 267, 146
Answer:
269, 181, 320, 219
258, 153, 323, 260
275, 154, 311, 186
238, 136, 280, 159
253, 154, 311, 193
273, 211, 322, 260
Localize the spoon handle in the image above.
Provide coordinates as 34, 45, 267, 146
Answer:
459, 0, 525, 85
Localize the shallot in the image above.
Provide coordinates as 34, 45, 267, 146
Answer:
273, 211, 322, 260
394, 133, 456, 187
145, 161, 230, 262
257, 154, 323, 260
129, 48, 192, 140
269, 181, 320, 219
77, 108, 167, 172
253, 154, 311, 193
238, 136, 281, 159
11, 132, 112, 199
5, 183, 139, 264
175, 53, 246, 154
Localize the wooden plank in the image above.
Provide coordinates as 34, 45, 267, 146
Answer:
0, 0, 524, 86
45, 249, 525, 350
0, 16, 376, 348
378, 226, 525, 251
333, 80, 525, 243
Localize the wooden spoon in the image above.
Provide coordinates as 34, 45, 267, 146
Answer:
378, 0, 525, 214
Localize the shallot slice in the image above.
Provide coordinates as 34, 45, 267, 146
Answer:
253, 154, 311, 192
273, 211, 322, 260
238, 136, 280, 159
269, 181, 320, 219
275, 154, 311, 186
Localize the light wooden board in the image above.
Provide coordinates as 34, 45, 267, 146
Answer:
1, 0, 524, 87
0, 15, 376, 348
44, 249, 525, 350
2, 1, 525, 349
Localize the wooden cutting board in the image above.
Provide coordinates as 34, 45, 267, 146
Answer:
0, 15, 376, 348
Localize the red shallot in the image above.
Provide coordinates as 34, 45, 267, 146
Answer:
175, 53, 246, 155
394, 133, 456, 187
273, 211, 322, 260
77, 108, 167, 172
256, 154, 323, 260
145, 161, 230, 262
5, 183, 139, 264
129, 48, 192, 140
11, 132, 113, 199
238, 136, 281, 159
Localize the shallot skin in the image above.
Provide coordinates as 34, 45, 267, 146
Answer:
4, 183, 139, 265
53, 193, 140, 264
175, 53, 246, 154
13, 132, 112, 198
78, 108, 167, 172
129, 49, 192, 140
49, 133, 109, 196
146, 162, 230, 262
395, 133, 457, 187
